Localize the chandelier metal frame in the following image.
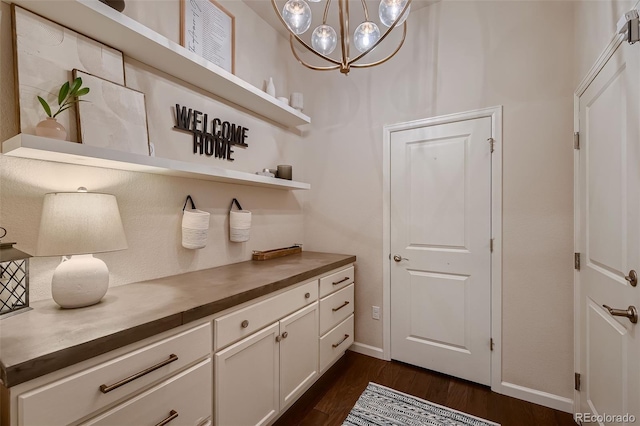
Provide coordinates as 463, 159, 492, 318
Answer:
271, 0, 412, 74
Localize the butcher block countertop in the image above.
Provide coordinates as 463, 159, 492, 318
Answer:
0, 251, 356, 387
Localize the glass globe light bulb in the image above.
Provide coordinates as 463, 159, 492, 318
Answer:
379, 0, 411, 27
311, 25, 337, 55
282, 0, 312, 35
353, 21, 380, 53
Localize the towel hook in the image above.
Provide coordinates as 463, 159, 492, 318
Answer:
183, 195, 196, 211
230, 198, 243, 211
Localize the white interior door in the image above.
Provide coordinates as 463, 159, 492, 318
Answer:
390, 116, 493, 386
577, 39, 640, 423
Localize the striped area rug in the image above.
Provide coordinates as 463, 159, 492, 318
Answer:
343, 383, 500, 426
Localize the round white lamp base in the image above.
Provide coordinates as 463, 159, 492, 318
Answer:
52, 254, 109, 308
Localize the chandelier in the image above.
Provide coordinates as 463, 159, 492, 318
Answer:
271, 0, 412, 74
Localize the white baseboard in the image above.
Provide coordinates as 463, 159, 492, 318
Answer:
499, 381, 573, 413
349, 342, 386, 360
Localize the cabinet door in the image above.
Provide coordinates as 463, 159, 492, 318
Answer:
279, 302, 319, 409
215, 323, 280, 426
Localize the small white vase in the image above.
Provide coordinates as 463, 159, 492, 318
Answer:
290, 92, 304, 111
35, 117, 67, 140
266, 77, 276, 97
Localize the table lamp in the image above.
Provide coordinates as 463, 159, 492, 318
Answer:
36, 187, 127, 308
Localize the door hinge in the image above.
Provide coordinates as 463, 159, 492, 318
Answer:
574, 132, 580, 150
490, 338, 495, 351
490, 238, 494, 253
488, 138, 495, 153
575, 253, 581, 271
575, 372, 581, 391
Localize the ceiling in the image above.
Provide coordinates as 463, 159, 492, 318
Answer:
242, 0, 436, 39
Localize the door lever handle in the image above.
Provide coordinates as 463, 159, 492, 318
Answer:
603, 304, 638, 324
393, 255, 409, 262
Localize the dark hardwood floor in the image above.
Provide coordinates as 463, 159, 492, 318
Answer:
274, 351, 577, 426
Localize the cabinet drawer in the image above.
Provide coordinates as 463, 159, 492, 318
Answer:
82, 359, 212, 426
215, 280, 318, 351
319, 315, 354, 373
319, 284, 354, 335
319, 266, 354, 298
19, 322, 211, 426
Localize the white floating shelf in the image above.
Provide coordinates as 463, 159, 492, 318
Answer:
10, 0, 310, 129
2, 134, 311, 190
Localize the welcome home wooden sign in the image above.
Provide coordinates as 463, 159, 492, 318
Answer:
174, 104, 249, 162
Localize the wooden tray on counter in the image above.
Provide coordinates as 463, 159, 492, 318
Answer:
252, 245, 302, 261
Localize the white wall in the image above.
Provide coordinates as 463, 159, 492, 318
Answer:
0, 0, 305, 301
294, 1, 576, 399
123, 0, 293, 97
574, 0, 637, 84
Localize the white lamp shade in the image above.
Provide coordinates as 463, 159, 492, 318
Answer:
37, 191, 128, 256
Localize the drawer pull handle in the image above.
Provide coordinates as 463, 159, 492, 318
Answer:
282, 331, 289, 339
99, 354, 179, 394
155, 410, 179, 426
332, 301, 350, 312
241, 320, 249, 328
305, 292, 311, 299
332, 334, 350, 348
332, 277, 350, 286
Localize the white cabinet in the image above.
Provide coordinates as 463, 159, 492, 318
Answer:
318, 267, 355, 373
214, 323, 281, 426
82, 359, 212, 426
3, 263, 354, 426
319, 284, 355, 335
279, 303, 319, 409
14, 322, 212, 426
320, 315, 355, 373
319, 266, 354, 297
214, 280, 318, 351
214, 302, 319, 426
212, 264, 354, 426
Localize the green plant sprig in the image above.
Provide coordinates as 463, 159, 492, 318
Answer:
37, 77, 90, 119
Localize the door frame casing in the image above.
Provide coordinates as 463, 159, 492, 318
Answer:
382, 106, 503, 392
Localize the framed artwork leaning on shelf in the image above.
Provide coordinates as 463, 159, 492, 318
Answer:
12, 6, 125, 142
180, 0, 235, 75
73, 69, 151, 156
